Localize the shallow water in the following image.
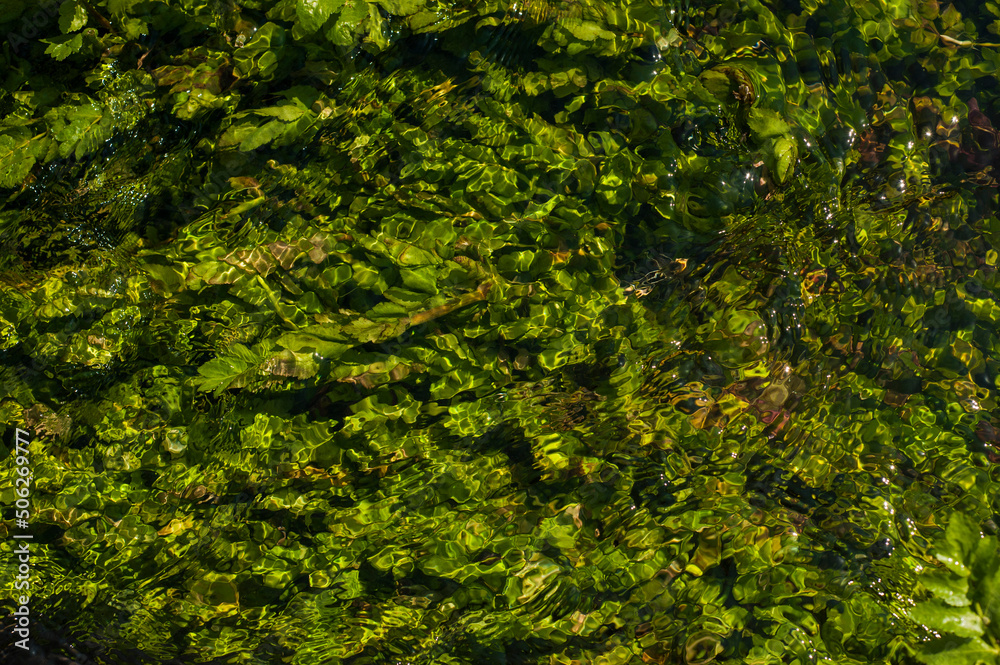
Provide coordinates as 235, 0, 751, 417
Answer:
2, 1, 1000, 663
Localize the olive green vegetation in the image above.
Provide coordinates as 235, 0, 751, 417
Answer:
3, 0, 1000, 662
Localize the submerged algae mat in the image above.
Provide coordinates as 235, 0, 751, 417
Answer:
4, 0, 1000, 662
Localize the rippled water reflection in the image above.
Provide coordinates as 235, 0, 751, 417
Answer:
3, 0, 1000, 663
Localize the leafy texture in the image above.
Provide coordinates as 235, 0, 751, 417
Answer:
1, 0, 1000, 664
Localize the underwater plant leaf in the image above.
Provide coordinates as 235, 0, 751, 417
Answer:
912, 637, 1000, 665
748, 108, 792, 140
239, 120, 286, 151
58, 1, 88, 32
254, 105, 310, 121
233, 22, 286, 80
375, 0, 422, 14
327, 0, 369, 46
193, 343, 268, 394
195, 356, 253, 395
10, 1, 1000, 663
276, 332, 351, 359
938, 513, 980, 575
566, 21, 616, 42
909, 600, 984, 638
767, 136, 797, 185
921, 572, 972, 607
107, 0, 142, 15
42, 33, 84, 61
0, 133, 36, 188
296, 0, 346, 33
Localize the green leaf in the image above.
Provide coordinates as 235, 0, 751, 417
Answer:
341, 317, 410, 343
227, 343, 261, 365
769, 136, 797, 185
914, 637, 1000, 665
699, 69, 732, 100
0, 134, 35, 188
969, 538, 1000, 634
143, 264, 187, 297
265, 349, 319, 379
121, 17, 148, 40
327, 0, 370, 46
941, 3, 963, 31
255, 105, 309, 121
296, 0, 346, 34
399, 267, 439, 295
375, 0, 422, 15
173, 89, 225, 120
240, 120, 287, 151
59, 1, 88, 32
296, 323, 352, 341
196, 357, 251, 395
48, 99, 105, 159
276, 332, 350, 359
938, 513, 980, 575
219, 121, 257, 148
194, 344, 265, 395
566, 21, 615, 42
42, 33, 84, 60
234, 23, 286, 80
909, 599, 984, 638
748, 108, 792, 139
408, 10, 440, 31
107, 0, 141, 16
922, 572, 971, 606
919, 0, 942, 20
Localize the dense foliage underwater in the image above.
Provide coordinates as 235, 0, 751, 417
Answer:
4, 0, 1000, 663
